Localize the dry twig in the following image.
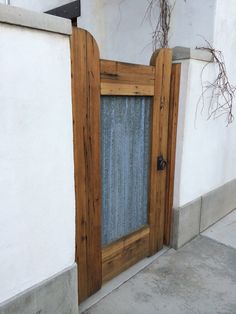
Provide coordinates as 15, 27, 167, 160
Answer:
145, 1, 235, 125
196, 40, 235, 125
145, 0, 173, 49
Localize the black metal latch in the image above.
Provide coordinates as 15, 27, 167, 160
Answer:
157, 155, 167, 171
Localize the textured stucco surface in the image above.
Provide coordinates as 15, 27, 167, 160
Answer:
0, 23, 75, 303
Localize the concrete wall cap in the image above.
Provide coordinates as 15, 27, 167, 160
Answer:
0, 3, 72, 35
173, 47, 213, 62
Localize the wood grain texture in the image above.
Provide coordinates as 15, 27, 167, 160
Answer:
71, 36, 179, 300
164, 63, 181, 245
102, 227, 150, 282
100, 60, 155, 96
101, 82, 154, 96
149, 49, 173, 255
71, 27, 102, 302
101, 60, 155, 82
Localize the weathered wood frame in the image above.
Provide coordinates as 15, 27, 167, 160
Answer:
71, 27, 181, 302
71, 28, 101, 302
165, 63, 181, 245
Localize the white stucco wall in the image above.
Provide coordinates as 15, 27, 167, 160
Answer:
170, 0, 217, 48
174, 0, 236, 207
170, 0, 216, 48
77, 0, 217, 64
174, 59, 236, 207
214, 0, 236, 82
0, 23, 75, 303
78, 0, 154, 64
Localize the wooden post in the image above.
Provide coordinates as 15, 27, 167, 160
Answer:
71, 27, 102, 302
149, 49, 173, 255
164, 63, 181, 245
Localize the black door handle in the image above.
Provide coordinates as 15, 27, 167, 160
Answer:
157, 155, 167, 171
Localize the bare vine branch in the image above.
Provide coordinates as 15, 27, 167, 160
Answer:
145, 1, 235, 125
145, 0, 173, 49
196, 40, 235, 125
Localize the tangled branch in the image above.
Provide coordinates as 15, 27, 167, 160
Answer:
145, 0, 173, 49
196, 40, 235, 125
145, 1, 235, 125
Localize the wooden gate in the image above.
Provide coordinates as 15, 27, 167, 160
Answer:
71, 27, 181, 302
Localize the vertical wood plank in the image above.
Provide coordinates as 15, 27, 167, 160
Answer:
71, 27, 102, 302
149, 49, 173, 255
164, 63, 181, 245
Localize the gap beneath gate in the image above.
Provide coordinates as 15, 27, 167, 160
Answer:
79, 247, 169, 313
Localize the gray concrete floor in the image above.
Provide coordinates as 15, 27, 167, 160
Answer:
83, 211, 236, 314
203, 210, 236, 250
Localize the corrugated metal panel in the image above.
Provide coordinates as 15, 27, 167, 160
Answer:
101, 96, 151, 246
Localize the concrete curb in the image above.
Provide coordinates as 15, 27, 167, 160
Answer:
0, 3, 72, 35
0, 264, 79, 314
172, 198, 201, 249
172, 179, 236, 249
173, 46, 213, 62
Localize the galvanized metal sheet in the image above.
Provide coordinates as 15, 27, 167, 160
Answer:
101, 96, 151, 246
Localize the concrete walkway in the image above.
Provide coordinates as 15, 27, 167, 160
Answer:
83, 211, 236, 314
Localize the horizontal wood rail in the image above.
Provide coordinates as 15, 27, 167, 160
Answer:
101, 83, 154, 96
100, 59, 155, 96
102, 226, 150, 282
